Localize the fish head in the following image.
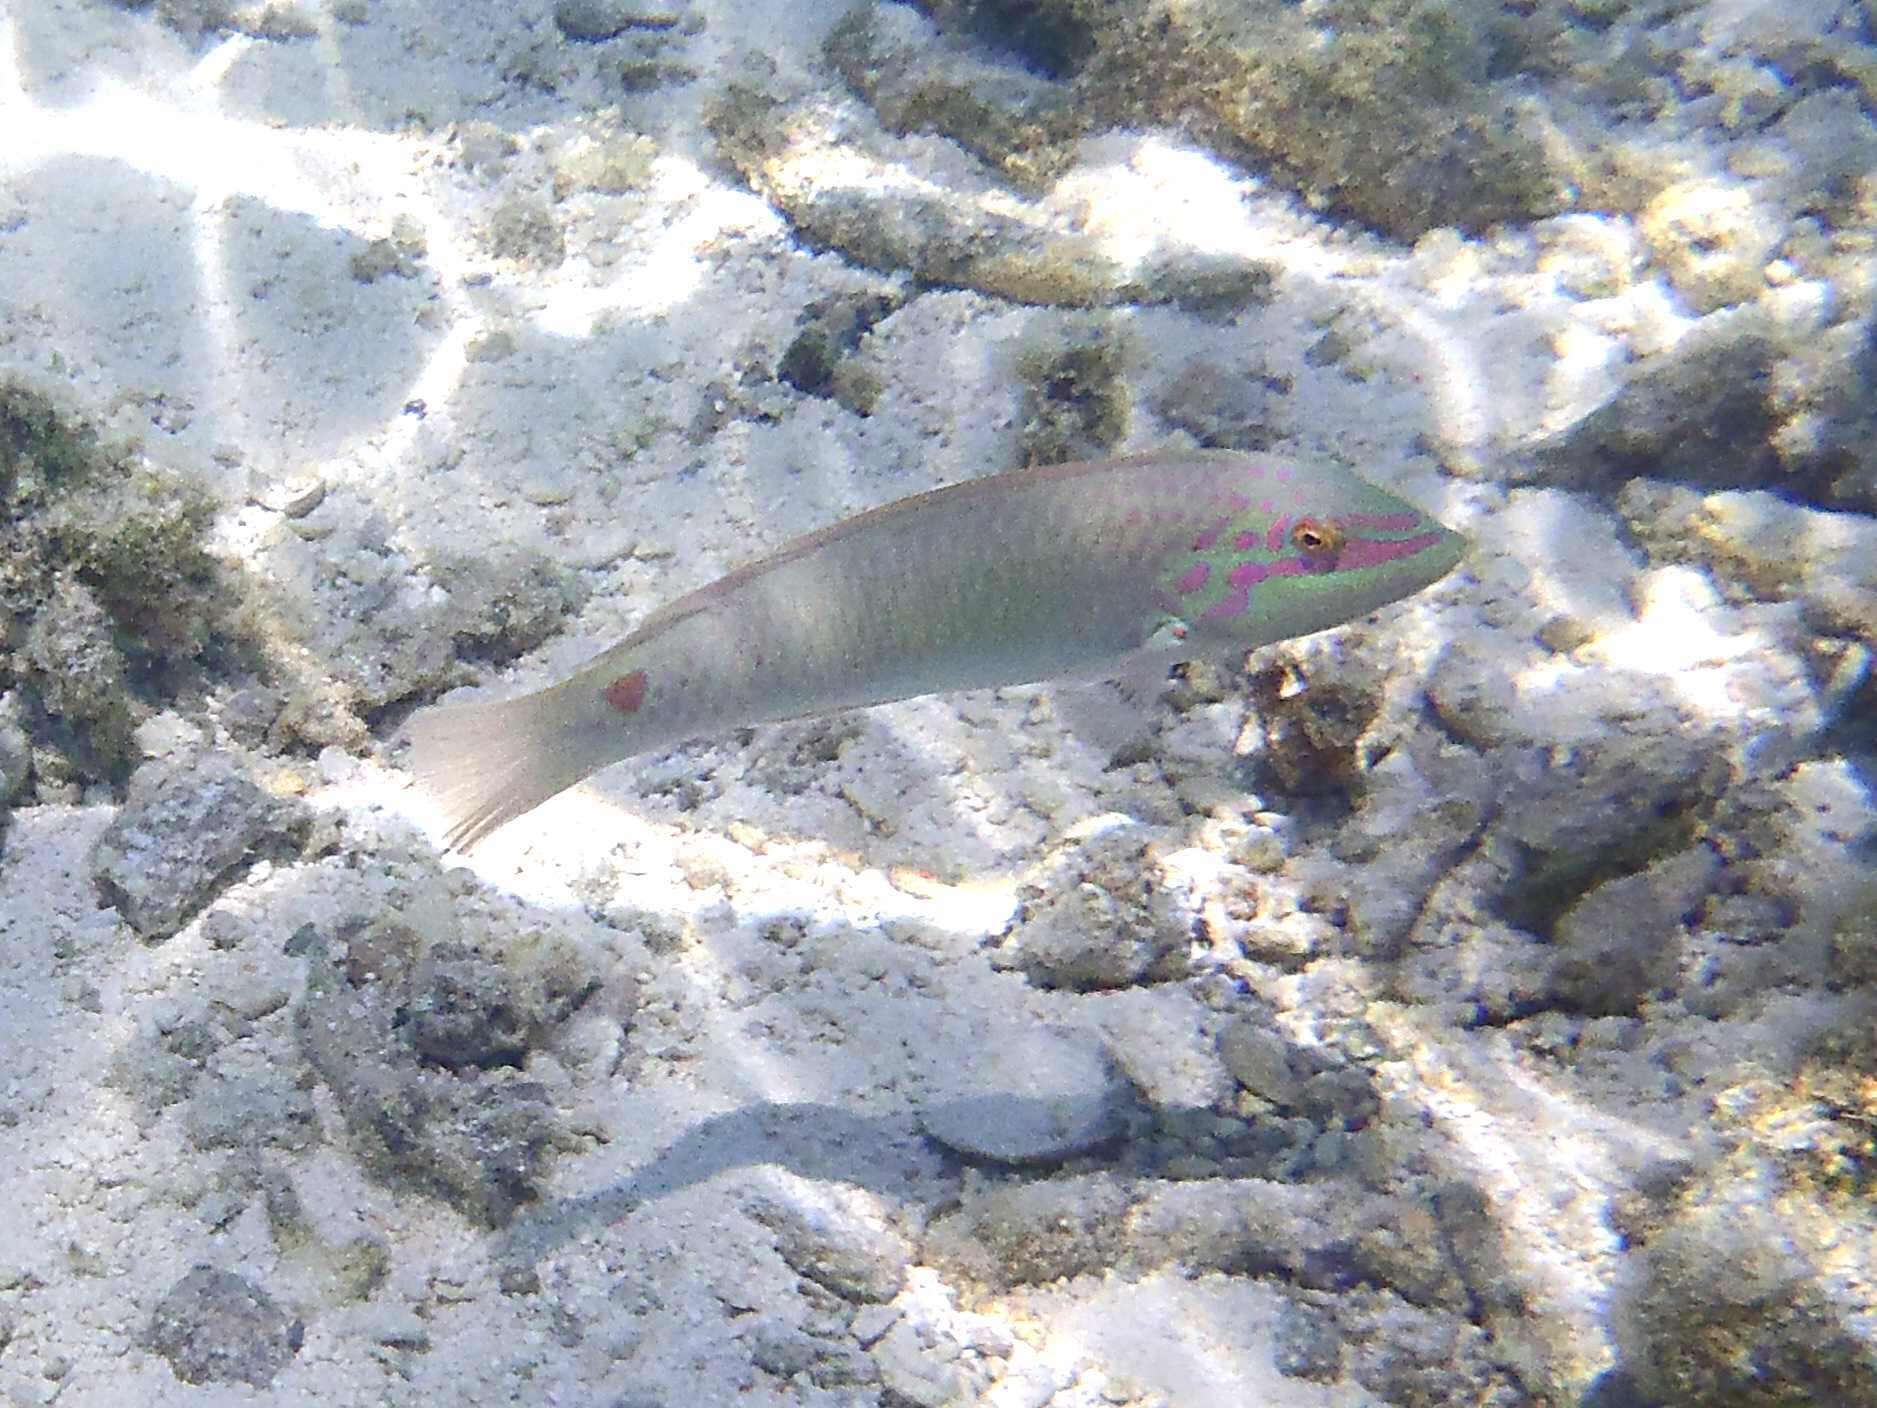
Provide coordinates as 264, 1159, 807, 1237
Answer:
1158, 458, 1466, 652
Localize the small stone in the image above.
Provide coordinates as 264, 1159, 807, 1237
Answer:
518, 472, 575, 507
1536, 213, 1640, 299
183, 1073, 318, 1151
456, 121, 518, 174
487, 199, 565, 267
144, 1267, 301, 1387
553, 0, 683, 41
1217, 1018, 1302, 1107
849, 1304, 901, 1349
465, 329, 516, 363
745, 1319, 817, 1378
1272, 1298, 1344, 1381
0, 698, 33, 802
923, 1174, 1132, 1287
919, 1023, 1130, 1166
992, 822, 1192, 991
1548, 845, 1721, 1016
90, 753, 310, 941
133, 712, 206, 759
551, 132, 658, 197
1641, 180, 1781, 314
746, 1190, 909, 1304
870, 1321, 978, 1406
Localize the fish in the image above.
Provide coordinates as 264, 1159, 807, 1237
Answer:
406, 450, 1466, 849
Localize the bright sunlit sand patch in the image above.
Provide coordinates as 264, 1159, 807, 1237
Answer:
356, 754, 1023, 936
0, 14, 493, 478
1517, 563, 1772, 721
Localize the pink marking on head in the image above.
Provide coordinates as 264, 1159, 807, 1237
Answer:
1266, 516, 1292, 553
1193, 531, 1449, 621
1202, 559, 1270, 619
1259, 498, 1276, 515
604, 670, 648, 715
1192, 513, 1232, 551
1334, 530, 1447, 569
1275, 466, 1294, 483
1200, 586, 1250, 621
1176, 561, 1212, 595
1232, 531, 1259, 551
1227, 492, 1253, 511
1242, 462, 1265, 479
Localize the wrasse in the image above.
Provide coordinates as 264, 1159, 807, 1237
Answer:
407, 450, 1465, 849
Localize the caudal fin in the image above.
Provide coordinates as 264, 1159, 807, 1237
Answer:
403, 680, 620, 851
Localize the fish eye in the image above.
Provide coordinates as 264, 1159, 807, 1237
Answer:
1291, 518, 1345, 555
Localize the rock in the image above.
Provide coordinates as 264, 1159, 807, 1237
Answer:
990, 821, 1192, 991
554, 0, 635, 41
869, 1319, 982, 1406
403, 937, 596, 1071
1619, 479, 1877, 645
1344, 1297, 1526, 1408
1331, 738, 1498, 956
486, 198, 566, 267
825, 1, 1566, 242
91, 752, 309, 941
1272, 1298, 1344, 1382
266, 527, 586, 752
1118, 1180, 1464, 1308
923, 1173, 1134, 1286
293, 881, 613, 1227
919, 1021, 1131, 1166
1150, 355, 1288, 452
1532, 320, 1780, 500
1547, 845, 1721, 1016
144, 1267, 301, 1387
1096, 987, 1236, 1110
1616, 1191, 1877, 1406
26, 575, 137, 776
1489, 714, 1727, 940
182, 1072, 318, 1152
550, 131, 659, 197
552, 0, 684, 42
745, 1187, 909, 1304
1216, 1017, 1303, 1107
1641, 180, 1781, 314
0, 694, 28, 802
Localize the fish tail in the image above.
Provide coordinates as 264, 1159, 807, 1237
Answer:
404, 678, 625, 851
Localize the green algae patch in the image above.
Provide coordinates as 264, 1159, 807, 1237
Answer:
827, 0, 1569, 244
707, 76, 1273, 313
1096, 0, 1563, 238
1015, 325, 1130, 466
0, 378, 239, 789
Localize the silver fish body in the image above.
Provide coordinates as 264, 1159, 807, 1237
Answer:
407, 450, 1464, 848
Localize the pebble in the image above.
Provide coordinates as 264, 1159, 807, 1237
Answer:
919, 1023, 1130, 1165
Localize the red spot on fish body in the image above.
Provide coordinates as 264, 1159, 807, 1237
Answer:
604, 670, 648, 715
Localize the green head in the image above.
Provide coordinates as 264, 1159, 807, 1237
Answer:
1156, 458, 1466, 651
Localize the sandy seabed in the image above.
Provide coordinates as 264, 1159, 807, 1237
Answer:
2, 2, 1876, 1405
